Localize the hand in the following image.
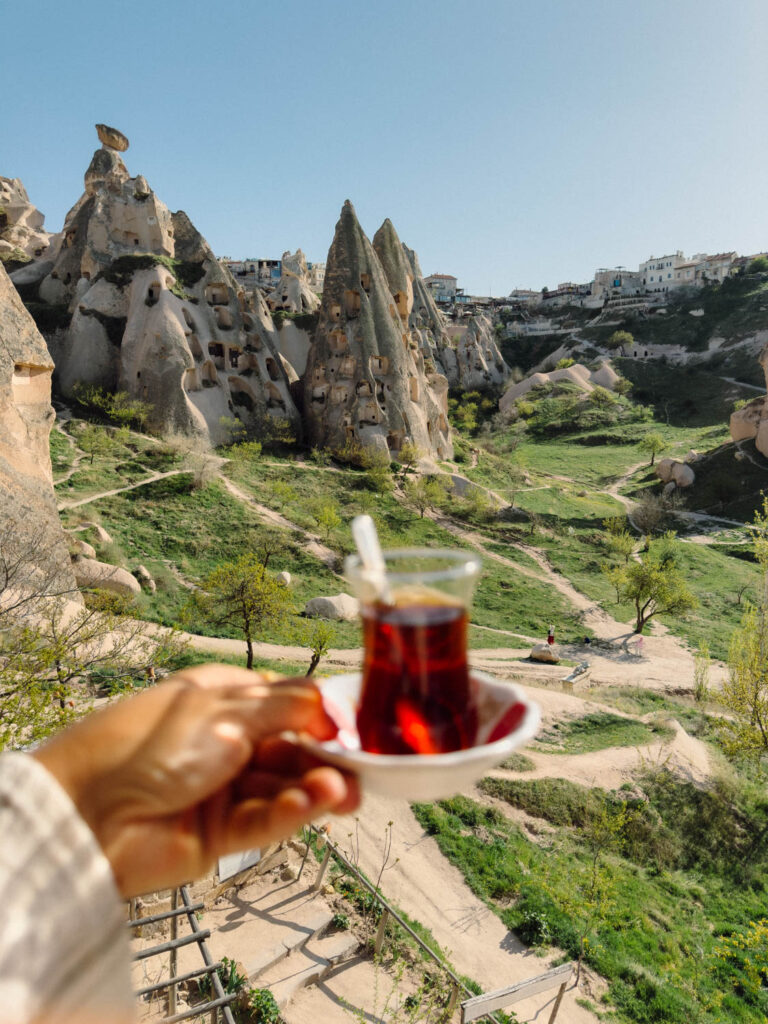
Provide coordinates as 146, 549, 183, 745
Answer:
33, 665, 359, 898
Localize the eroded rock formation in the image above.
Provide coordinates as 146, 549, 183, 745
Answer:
0, 264, 74, 598
16, 126, 300, 444
0, 177, 55, 261
303, 203, 451, 460
455, 314, 510, 391
499, 361, 619, 414
266, 250, 320, 314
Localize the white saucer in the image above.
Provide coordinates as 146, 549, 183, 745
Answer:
302, 671, 540, 802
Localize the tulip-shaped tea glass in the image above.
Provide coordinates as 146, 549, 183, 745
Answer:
345, 548, 482, 755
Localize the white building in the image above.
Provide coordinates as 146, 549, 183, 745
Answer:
638, 252, 688, 293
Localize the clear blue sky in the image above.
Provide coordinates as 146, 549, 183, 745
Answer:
3, 0, 766, 295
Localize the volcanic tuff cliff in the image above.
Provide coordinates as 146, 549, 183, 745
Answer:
0, 177, 55, 263
304, 202, 452, 460
0, 264, 74, 591
14, 125, 300, 444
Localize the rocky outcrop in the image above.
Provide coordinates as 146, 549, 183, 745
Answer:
16, 126, 300, 445
266, 250, 320, 314
0, 177, 56, 262
530, 643, 560, 663
499, 361, 618, 414
402, 242, 458, 383
455, 314, 510, 390
303, 203, 452, 460
0, 264, 75, 602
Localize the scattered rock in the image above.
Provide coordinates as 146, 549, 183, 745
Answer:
304, 594, 359, 621
288, 839, 308, 856
71, 556, 141, 597
280, 865, 298, 882
133, 564, 156, 593
322, 884, 335, 895
277, 570, 292, 586
530, 643, 560, 664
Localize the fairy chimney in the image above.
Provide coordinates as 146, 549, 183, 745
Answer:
304, 202, 451, 460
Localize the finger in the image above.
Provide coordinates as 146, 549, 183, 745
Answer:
173, 664, 277, 690
225, 687, 338, 742
221, 768, 353, 854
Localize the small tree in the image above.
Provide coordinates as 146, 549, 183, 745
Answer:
397, 441, 421, 475
638, 431, 665, 467
78, 424, 117, 465
613, 376, 632, 397
607, 330, 633, 351
632, 491, 666, 535
403, 476, 450, 518
187, 553, 292, 669
608, 533, 696, 634
605, 528, 635, 564
747, 255, 768, 275
313, 500, 342, 542
305, 620, 336, 677
719, 497, 768, 762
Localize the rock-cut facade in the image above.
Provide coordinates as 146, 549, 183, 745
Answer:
13, 125, 300, 445
304, 203, 452, 460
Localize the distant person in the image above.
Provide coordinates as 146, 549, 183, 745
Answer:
0, 665, 359, 1023
547, 623, 555, 646
583, 635, 591, 647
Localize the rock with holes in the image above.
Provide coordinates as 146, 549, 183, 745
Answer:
71, 555, 141, 597
304, 202, 451, 461
266, 249, 320, 314
304, 593, 359, 621
455, 314, 510, 390
14, 125, 300, 445
0, 264, 75, 599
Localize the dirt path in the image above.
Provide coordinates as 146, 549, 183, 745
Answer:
52, 418, 87, 486
57, 468, 187, 511
219, 477, 338, 569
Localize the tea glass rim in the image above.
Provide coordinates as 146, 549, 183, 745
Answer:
345, 547, 481, 587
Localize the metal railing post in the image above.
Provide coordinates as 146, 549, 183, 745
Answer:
169, 888, 178, 1016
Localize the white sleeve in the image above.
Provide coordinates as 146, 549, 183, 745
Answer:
0, 752, 135, 1024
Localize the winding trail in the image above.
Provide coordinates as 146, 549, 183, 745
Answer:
57, 469, 188, 511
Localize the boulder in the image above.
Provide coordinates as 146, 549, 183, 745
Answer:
71, 556, 141, 597
133, 564, 156, 593
304, 593, 359, 621
530, 643, 560, 664
655, 458, 695, 488
70, 538, 97, 559
277, 570, 291, 586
